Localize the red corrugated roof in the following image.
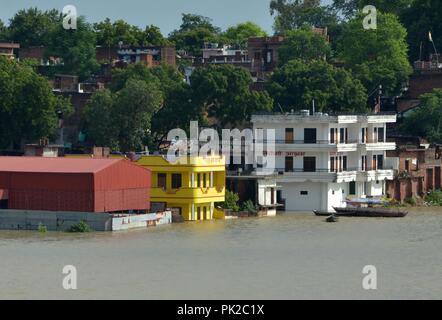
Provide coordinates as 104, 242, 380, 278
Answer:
0, 157, 123, 173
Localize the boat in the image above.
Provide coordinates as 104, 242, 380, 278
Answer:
332, 207, 408, 218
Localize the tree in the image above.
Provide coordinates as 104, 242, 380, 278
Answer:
7, 8, 60, 47
332, 0, 414, 20
270, 0, 338, 34
190, 65, 273, 127
141, 25, 169, 47
268, 59, 368, 113
114, 79, 163, 152
94, 18, 146, 47
82, 89, 117, 148
337, 12, 412, 96
169, 14, 221, 56
401, 89, 442, 144
47, 16, 99, 80
110, 62, 160, 92
0, 58, 61, 149
278, 26, 331, 65
0, 19, 8, 41
221, 22, 267, 49
401, 0, 442, 62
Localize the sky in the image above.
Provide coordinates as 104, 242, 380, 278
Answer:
1, 0, 334, 35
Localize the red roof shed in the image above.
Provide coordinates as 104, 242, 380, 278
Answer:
0, 157, 151, 213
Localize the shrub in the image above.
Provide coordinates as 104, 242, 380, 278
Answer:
68, 221, 93, 233
221, 191, 240, 212
405, 197, 417, 206
425, 190, 442, 206
38, 223, 48, 233
241, 200, 258, 215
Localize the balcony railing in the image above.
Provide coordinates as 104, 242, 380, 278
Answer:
275, 166, 395, 174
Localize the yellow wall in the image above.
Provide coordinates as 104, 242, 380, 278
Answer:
136, 155, 226, 221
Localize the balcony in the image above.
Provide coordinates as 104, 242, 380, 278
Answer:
272, 166, 395, 183
151, 186, 225, 202
260, 139, 359, 152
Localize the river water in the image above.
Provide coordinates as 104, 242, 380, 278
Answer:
0, 208, 441, 300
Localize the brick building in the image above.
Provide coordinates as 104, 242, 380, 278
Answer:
0, 42, 20, 59
387, 136, 442, 202
397, 54, 442, 114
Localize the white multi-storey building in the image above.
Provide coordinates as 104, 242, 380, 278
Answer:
251, 111, 398, 212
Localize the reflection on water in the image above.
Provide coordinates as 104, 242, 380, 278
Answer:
0, 208, 441, 300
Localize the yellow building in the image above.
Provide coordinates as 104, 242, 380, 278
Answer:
135, 155, 226, 221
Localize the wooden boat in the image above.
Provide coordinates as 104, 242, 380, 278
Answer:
333, 207, 408, 218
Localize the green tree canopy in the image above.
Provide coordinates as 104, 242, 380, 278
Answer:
6, 8, 60, 47
0, 58, 63, 149
268, 59, 368, 113
401, 0, 442, 63
278, 26, 331, 65
82, 89, 117, 149
332, 0, 414, 19
169, 13, 221, 56
0, 19, 8, 41
336, 12, 412, 96
401, 89, 442, 144
270, 0, 337, 34
47, 16, 100, 80
190, 64, 273, 127
220, 22, 267, 49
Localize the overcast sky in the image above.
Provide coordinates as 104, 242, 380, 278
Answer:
1, 0, 332, 35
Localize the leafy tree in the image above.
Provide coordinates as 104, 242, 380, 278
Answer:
332, 0, 414, 19
221, 22, 267, 48
0, 58, 61, 149
401, 0, 442, 62
169, 14, 221, 56
270, 0, 338, 34
337, 12, 412, 96
190, 64, 273, 127
82, 89, 117, 148
401, 89, 442, 144
6, 8, 60, 47
141, 25, 170, 47
110, 63, 159, 92
0, 19, 8, 41
114, 79, 163, 152
278, 25, 331, 65
47, 16, 100, 80
94, 18, 145, 47
268, 59, 368, 113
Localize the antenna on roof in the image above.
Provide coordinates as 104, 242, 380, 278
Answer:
312, 99, 316, 115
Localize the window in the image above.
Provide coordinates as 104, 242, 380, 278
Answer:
362, 156, 367, 171
197, 207, 201, 220
300, 191, 308, 196
330, 157, 336, 172
271, 188, 275, 205
377, 155, 384, 169
303, 157, 316, 172
330, 128, 336, 144
361, 128, 367, 144
172, 174, 182, 189
285, 128, 294, 144
378, 128, 385, 143
340, 128, 345, 144
157, 173, 166, 189
372, 155, 378, 170
203, 173, 207, 188
285, 157, 294, 172
197, 173, 201, 187
349, 182, 356, 195
304, 128, 317, 144
203, 207, 207, 220
405, 160, 410, 172
342, 156, 348, 171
